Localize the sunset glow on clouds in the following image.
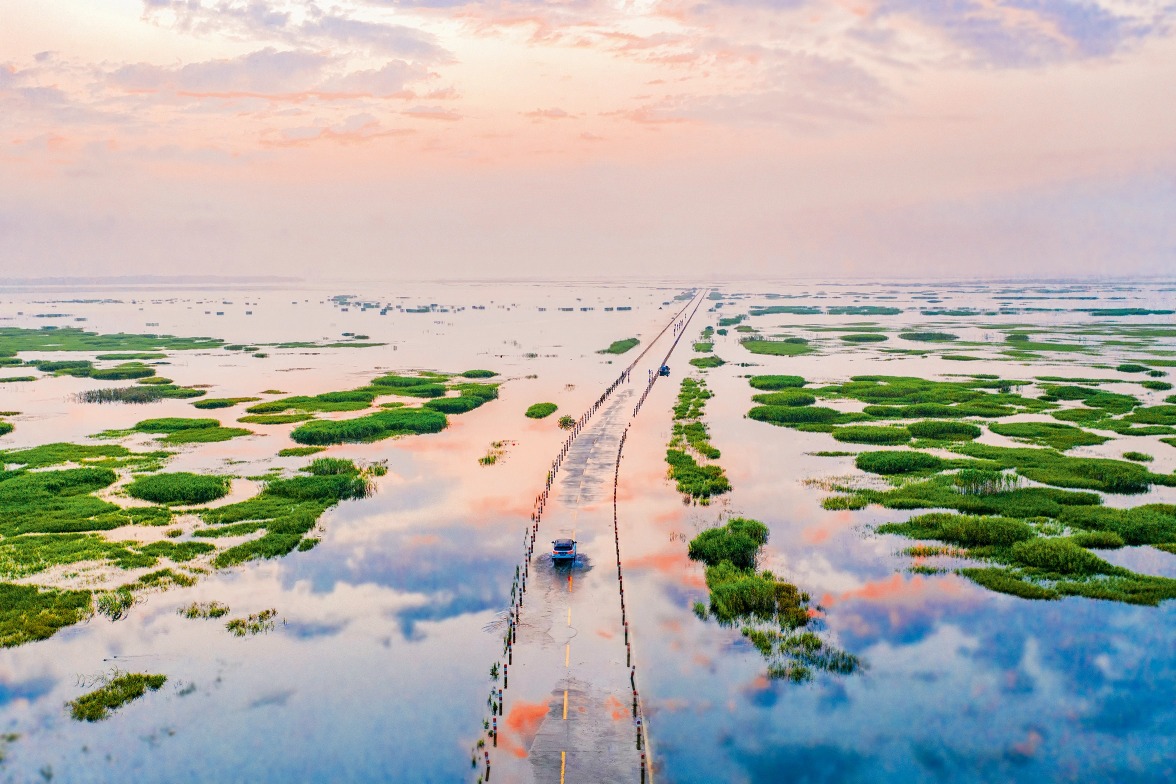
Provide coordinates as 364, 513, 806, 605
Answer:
2, 1, 1174, 278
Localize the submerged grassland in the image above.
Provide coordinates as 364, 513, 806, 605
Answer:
688, 517, 860, 682
666, 375, 730, 503
745, 371, 1176, 606
0, 346, 507, 649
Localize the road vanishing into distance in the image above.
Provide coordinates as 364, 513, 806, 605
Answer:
484, 292, 706, 783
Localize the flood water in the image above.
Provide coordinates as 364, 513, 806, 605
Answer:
1, 279, 1174, 783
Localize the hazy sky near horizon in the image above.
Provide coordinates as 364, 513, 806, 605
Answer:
1, 0, 1174, 280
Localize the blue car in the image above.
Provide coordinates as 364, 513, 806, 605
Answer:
552, 538, 577, 564
658, 365, 670, 377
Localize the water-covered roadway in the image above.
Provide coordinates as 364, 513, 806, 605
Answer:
487, 294, 704, 783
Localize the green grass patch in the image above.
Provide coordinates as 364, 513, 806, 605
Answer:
832, 426, 911, 445
879, 512, 1034, 547
95, 353, 167, 361
899, 332, 959, 342
193, 397, 260, 409
279, 446, 325, 457
180, 601, 229, 619
907, 420, 982, 441
688, 517, 859, 680
688, 517, 767, 569
689, 355, 725, 369
855, 450, 943, 475
290, 408, 447, 445
599, 338, 639, 355
956, 444, 1170, 494
0, 583, 93, 647
78, 385, 206, 403
133, 417, 219, 433
840, 334, 888, 343
247, 390, 374, 414
693, 342, 714, 352
826, 306, 901, 316
749, 375, 806, 390
127, 472, 230, 505
751, 390, 816, 407
161, 427, 252, 444
525, 402, 558, 419
741, 339, 813, 357
460, 369, 498, 378
1122, 451, 1153, 463
237, 414, 312, 425
68, 673, 167, 722
988, 421, 1109, 451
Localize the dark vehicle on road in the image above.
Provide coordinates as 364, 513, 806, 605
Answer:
658, 365, 670, 376
552, 538, 577, 564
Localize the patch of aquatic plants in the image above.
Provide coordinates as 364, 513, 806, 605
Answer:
751, 390, 816, 406
278, 446, 324, 457
525, 402, 558, 419
688, 518, 859, 681
667, 378, 729, 501
954, 444, 1175, 494
740, 338, 814, 357
238, 413, 313, 425
460, 369, 498, 378
827, 306, 901, 316
748, 375, 806, 390
840, 333, 887, 343
688, 517, 767, 569
599, 338, 639, 354
0, 326, 222, 355
181, 601, 229, 619
831, 425, 911, 445
689, 355, 726, 368
693, 342, 714, 352
78, 384, 205, 403
198, 458, 375, 566
879, 512, 1176, 605
899, 332, 959, 342
906, 420, 981, 441
193, 397, 260, 409
95, 587, 136, 620
247, 390, 375, 414
289, 408, 447, 445
666, 450, 729, 502
0, 442, 169, 471
0, 583, 93, 648
226, 608, 278, 636
68, 672, 167, 722
988, 421, 1109, 450
749, 405, 867, 429
126, 472, 230, 506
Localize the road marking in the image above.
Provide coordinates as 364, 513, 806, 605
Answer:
565, 643, 570, 667
561, 751, 566, 784
562, 689, 568, 720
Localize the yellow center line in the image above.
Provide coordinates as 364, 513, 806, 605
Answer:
562, 689, 569, 720
561, 751, 566, 784
565, 643, 570, 667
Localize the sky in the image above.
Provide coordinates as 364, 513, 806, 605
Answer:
1, 0, 1174, 281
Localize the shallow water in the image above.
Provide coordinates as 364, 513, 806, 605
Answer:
1, 279, 1174, 783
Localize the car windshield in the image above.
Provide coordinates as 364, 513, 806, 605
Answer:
553, 540, 574, 549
